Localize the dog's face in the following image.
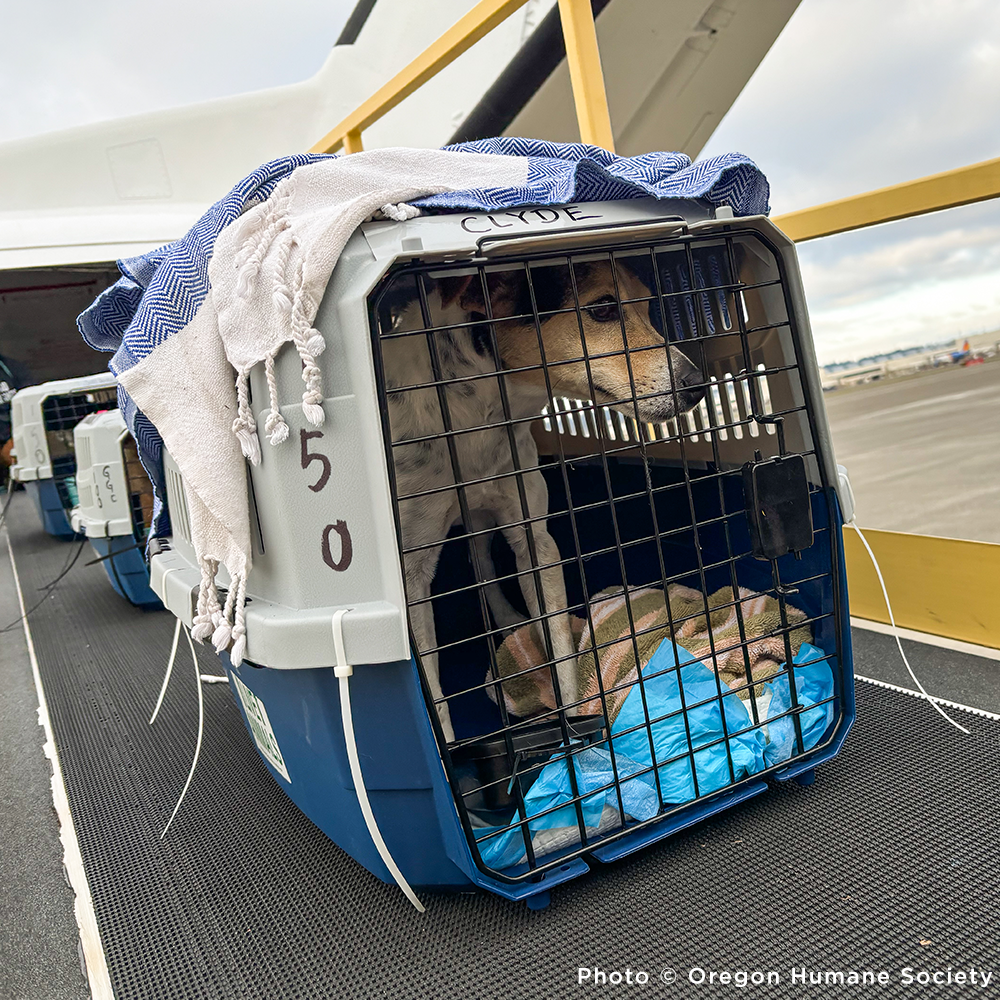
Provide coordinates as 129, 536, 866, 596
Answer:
441, 259, 705, 422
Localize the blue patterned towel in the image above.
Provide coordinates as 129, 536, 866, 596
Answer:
77, 140, 768, 665
79, 140, 767, 527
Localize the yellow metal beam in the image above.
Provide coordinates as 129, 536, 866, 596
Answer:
774, 156, 1000, 242
342, 129, 364, 155
558, 0, 615, 151
309, 0, 531, 154
843, 527, 1000, 650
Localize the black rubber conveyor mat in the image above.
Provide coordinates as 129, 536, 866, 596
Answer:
8, 499, 1000, 1000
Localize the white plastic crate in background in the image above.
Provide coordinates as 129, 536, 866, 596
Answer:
70, 408, 160, 607
10, 372, 119, 484
10, 372, 120, 538
71, 410, 137, 538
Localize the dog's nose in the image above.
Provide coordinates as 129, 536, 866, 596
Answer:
678, 368, 702, 390
675, 367, 705, 410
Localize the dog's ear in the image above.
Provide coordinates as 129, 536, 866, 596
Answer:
437, 273, 479, 310
481, 269, 528, 318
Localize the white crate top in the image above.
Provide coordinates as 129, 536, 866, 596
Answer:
70, 409, 133, 539
10, 372, 118, 482
149, 201, 844, 673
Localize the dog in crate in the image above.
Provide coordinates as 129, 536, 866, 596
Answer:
380, 256, 705, 743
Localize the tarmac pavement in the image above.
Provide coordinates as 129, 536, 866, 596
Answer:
822, 358, 1000, 543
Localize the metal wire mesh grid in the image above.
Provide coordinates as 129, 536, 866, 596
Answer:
369, 228, 847, 882
43, 387, 120, 512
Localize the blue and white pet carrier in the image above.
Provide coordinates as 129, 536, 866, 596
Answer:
150, 198, 856, 906
10, 373, 119, 539
70, 410, 161, 607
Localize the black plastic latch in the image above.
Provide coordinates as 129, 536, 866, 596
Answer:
742, 455, 814, 560
146, 536, 170, 563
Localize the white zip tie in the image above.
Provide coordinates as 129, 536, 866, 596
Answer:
332, 608, 426, 913
848, 521, 970, 735
149, 617, 182, 725
161, 625, 205, 838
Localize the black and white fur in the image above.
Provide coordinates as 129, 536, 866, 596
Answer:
382, 264, 704, 743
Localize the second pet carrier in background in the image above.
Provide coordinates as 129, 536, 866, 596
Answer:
151, 198, 856, 905
70, 409, 161, 608
9, 372, 119, 539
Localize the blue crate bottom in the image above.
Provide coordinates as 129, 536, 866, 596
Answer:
221, 647, 849, 902
88, 536, 162, 608
220, 651, 593, 901
218, 486, 855, 902
24, 479, 78, 539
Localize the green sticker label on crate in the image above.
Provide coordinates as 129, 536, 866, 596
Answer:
231, 674, 291, 783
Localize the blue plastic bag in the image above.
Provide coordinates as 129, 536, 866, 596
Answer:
475, 745, 658, 869
474, 640, 836, 870
610, 642, 766, 803
764, 642, 835, 766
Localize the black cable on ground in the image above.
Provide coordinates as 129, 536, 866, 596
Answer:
84, 540, 142, 567
0, 536, 88, 634
0, 485, 17, 533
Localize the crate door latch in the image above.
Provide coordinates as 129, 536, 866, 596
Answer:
742, 454, 814, 561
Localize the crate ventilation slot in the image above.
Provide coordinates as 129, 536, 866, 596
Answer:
542, 366, 776, 445
166, 465, 192, 544
76, 435, 92, 474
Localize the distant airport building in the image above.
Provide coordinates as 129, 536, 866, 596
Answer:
821, 330, 999, 389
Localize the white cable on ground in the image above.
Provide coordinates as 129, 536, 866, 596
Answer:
848, 521, 970, 735
149, 617, 182, 725
332, 608, 426, 913
161, 626, 205, 838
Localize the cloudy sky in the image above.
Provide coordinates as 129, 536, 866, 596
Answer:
2, 0, 999, 364
701, 0, 1000, 363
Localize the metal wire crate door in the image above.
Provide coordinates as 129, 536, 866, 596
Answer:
43, 386, 119, 511
369, 229, 846, 881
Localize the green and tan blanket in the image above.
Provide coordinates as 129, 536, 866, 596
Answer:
488, 585, 812, 725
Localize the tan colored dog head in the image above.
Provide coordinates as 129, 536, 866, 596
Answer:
439, 258, 705, 422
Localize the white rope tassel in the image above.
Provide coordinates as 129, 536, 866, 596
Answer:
271, 228, 296, 315
232, 368, 262, 465
299, 356, 325, 426
235, 190, 291, 300
191, 558, 220, 641
848, 521, 970, 735
212, 582, 237, 651
290, 257, 325, 426
206, 563, 224, 631
379, 202, 422, 222
229, 573, 249, 667
263, 352, 289, 446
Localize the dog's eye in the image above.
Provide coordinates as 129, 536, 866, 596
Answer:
585, 295, 620, 323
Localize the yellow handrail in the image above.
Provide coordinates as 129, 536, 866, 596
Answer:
557, 0, 614, 150
309, 0, 615, 155
773, 155, 1000, 242
843, 529, 1000, 649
